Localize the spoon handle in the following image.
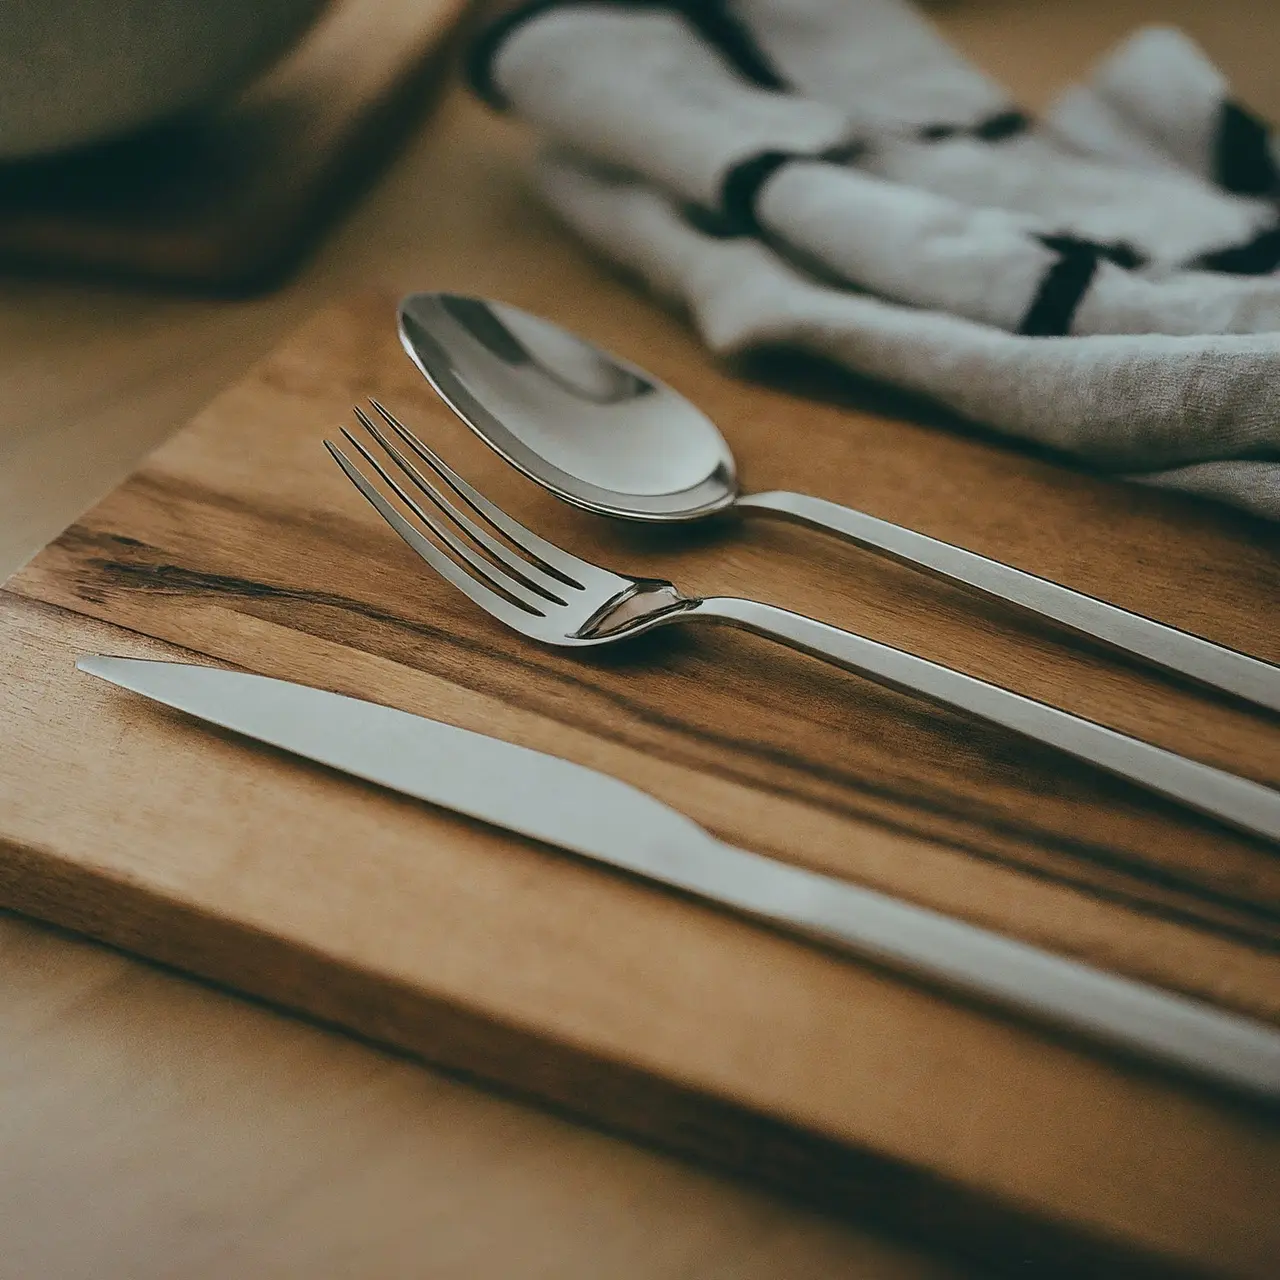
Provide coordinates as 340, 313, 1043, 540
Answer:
735, 490, 1280, 713
690, 596, 1280, 845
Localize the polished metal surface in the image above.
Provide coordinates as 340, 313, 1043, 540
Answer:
399, 292, 737, 520
399, 292, 1280, 713
75, 654, 712, 866
325, 401, 1280, 845
79, 654, 1280, 1101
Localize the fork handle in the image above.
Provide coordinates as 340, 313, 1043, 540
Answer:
692, 596, 1280, 844
736, 490, 1280, 713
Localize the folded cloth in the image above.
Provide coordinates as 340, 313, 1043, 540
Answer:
469, 1, 1280, 520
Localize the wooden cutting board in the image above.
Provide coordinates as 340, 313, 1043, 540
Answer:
0, 0, 468, 293
2, 289, 1279, 1279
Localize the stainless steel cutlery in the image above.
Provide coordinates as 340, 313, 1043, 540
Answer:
325, 399, 1280, 844
76, 655, 1280, 1101
398, 292, 1280, 713
67, 301, 1280, 1104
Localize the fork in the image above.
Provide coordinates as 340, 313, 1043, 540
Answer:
326, 401, 1280, 845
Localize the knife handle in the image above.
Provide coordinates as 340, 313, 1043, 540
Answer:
670, 834, 1280, 1101
691, 597, 1280, 845
736, 490, 1280, 713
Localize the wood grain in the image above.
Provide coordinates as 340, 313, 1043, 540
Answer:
13, 290, 1280, 1009
0, 0, 468, 292
3, 593, 1279, 1280
3, 279, 1280, 1277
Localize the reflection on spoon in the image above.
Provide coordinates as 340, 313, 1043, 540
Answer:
398, 292, 1280, 713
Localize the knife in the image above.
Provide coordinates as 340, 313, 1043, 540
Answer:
77, 654, 1280, 1102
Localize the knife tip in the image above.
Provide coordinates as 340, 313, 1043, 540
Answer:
76, 654, 132, 679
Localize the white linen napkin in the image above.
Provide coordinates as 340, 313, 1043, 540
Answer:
468, 1, 1280, 519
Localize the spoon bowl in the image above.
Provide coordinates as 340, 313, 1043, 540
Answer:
399, 293, 736, 521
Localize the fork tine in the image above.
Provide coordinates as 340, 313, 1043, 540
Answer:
352, 406, 569, 605
337, 427, 552, 615
325, 439, 546, 628
369, 399, 588, 589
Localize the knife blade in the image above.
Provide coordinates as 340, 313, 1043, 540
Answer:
78, 654, 1280, 1102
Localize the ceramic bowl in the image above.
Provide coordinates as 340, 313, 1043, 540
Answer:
0, 0, 330, 160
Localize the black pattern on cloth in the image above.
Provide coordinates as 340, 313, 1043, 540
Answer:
1194, 223, 1280, 275
468, 0, 573, 108
917, 110, 1031, 143
1018, 233, 1159, 340
1018, 239, 1102, 336
469, 0, 792, 105
1214, 101, 1280, 197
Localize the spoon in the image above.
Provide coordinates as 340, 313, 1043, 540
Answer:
398, 292, 1280, 713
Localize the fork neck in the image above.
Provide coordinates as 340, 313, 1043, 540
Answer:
578, 579, 695, 639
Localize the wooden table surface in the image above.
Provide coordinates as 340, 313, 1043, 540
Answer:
3, 3, 1277, 1276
